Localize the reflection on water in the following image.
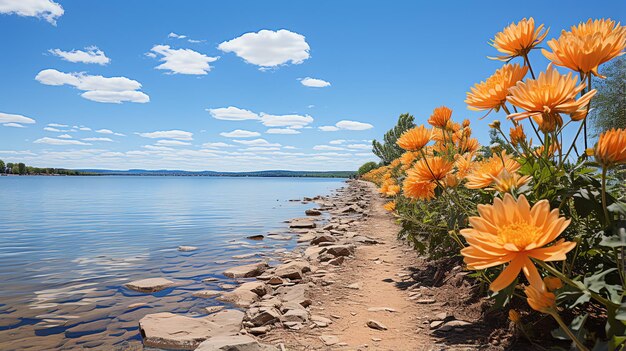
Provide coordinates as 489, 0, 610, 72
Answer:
0, 176, 343, 350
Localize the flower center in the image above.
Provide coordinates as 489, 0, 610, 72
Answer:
498, 221, 539, 249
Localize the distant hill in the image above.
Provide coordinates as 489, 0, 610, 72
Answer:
76, 169, 355, 178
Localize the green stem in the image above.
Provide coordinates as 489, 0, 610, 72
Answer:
550, 311, 589, 351
601, 167, 610, 224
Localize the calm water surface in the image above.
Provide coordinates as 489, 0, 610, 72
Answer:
0, 176, 344, 350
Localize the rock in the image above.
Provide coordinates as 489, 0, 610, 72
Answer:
128, 302, 147, 309
328, 256, 345, 266
311, 315, 332, 327
289, 218, 316, 229
324, 245, 355, 257
351, 236, 380, 245
430, 320, 444, 329
266, 233, 291, 241
284, 321, 303, 330
274, 285, 311, 308
305, 209, 322, 216
205, 306, 225, 314
310, 235, 336, 245
434, 312, 448, 321
274, 261, 310, 280
320, 335, 339, 346
297, 233, 316, 243
65, 319, 108, 338
195, 335, 278, 351
218, 283, 237, 290
219, 282, 270, 308
366, 319, 388, 330
193, 290, 222, 298
247, 307, 281, 327
248, 326, 270, 335
281, 309, 309, 323
125, 278, 175, 293
224, 262, 269, 278
367, 307, 397, 313
178, 246, 198, 252
267, 277, 284, 285
438, 320, 472, 332
203, 277, 219, 283
139, 310, 244, 350
415, 298, 436, 304
347, 283, 361, 290
246, 235, 264, 240
232, 253, 258, 259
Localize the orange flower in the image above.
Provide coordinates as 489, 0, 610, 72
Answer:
533, 142, 561, 158
383, 201, 396, 212
465, 152, 520, 189
524, 283, 556, 314
490, 18, 549, 61
461, 194, 575, 291
542, 19, 626, 77
595, 128, 626, 167
455, 153, 476, 179
507, 65, 597, 132
459, 137, 480, 154
400, 151, 420, 170
543, 277, 563, 291
508, 310, 521, 323
411, 156, 454, 183
466, 64, 528, 112
509, 125, 526, 146
428, 106, 453, 129
385, 184, 400, 196
396, 125, 431, 151
490, 169, 531, 193
462, 119, 471, 128
402, 177, 436, 201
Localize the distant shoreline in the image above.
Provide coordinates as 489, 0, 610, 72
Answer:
1, 172, 355, 178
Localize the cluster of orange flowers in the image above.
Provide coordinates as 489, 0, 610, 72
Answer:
363, 17, 626, 327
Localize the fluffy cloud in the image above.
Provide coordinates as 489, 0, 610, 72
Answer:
232, 139, 281, 147
329, 139, 346, 145
300, 77, 331, 88
34, 137, 90, 146
78, 126, 92, 131
218, 29, 310, 68
260, 113, 313, 128
35, 69, 149, 104
137, 130, 193, 141
48, 123, 67, 127
49, 46, 110, 65
202, 142, 234, 148
313, 145, 344, 151
95, 129, 125, 136
156, 139, 191, 146
266, 128, 300, 135
168, 32, 186, 39
207, 106, 260, 121
57, 134, 72, 139
82, 137, 113, 142
44, 127, 60, 132
150, 45, 218, 75
0, 0, 63, 25
0, 112, 36, 127
220, 129, 260, 138
346, 144, 371, 150
319, 120, 374, 132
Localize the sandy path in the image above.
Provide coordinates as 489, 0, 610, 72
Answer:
262, 181, 465, 350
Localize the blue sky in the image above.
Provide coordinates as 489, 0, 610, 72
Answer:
0, 0, 624, 171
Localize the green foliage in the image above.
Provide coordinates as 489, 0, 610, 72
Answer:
0, 159, 4, 173
357, 161, 378, 176
372, 113, 415, 165
591, 56, 626, 135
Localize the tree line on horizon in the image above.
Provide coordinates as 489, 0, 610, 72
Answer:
0, 160, 83, 176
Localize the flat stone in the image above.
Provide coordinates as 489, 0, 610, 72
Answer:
438, 320, 472, 332
125, 278, 175, 293
205, 306, 225, 314
320, 334, 339, 346
415, 298, 436, 304
196, 335, 278, 351
178, 246, 198, 252
139, 310, 244, 350
311, 315, 332, 327
232, 253, 258, 259
248, 326, 270, 335
310, 235, 336, 245
289, 218, 316, 229
281, 309, 309, 323
430, 320, 444, 329
367, 307, 397, 313
347, 283, 361, 290
305, 209, 322, 216
274, 261, 310, 280
328, 256, 345, 266
325, 245, 355, 257
367, 319, 388, 330
223, 262, 269, 278
247, 308, 281, 327
266, 234, 291, 241
246, 235, 264, 240
193, 290, 222, 298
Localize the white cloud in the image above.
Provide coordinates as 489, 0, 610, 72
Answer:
57, 134, 72, 139
218, 29, 310, 68
79, 126, 92, 131
300, 77, 331, 88
207, 106, 259, 121
156, 139, 191, 146
143, 145, 174, 151
220, 129, 260, 138
168, 32, 186, 39
34, 137, 90, 146
202, 142, 234, 148
0, 0, 63, 25
149, 45, 218, 75
137, 130, 193, 141
49, 46, 110, 65
232, 138, 281, 147
0, 112, 36, 126
283, 146, 297, 149
336, 120, 374, 130
319, 120, 374, 132
35, 69, 149, 104
266, 128, 300, 135
44, 127, 60, 132
329, 139, 346, 145
95, 129, 125, 136
346, 144, 371, 150
313, 145, 344, 151
260, 113, 313, 128
82, 137, 113, 142
245, 147, 281, 151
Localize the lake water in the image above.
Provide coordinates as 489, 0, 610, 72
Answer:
0, 176, 345, 350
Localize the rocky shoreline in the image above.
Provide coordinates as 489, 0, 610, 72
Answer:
133, 179, 375, 350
